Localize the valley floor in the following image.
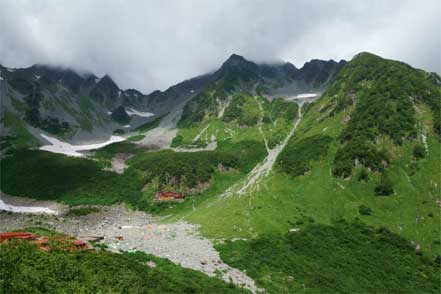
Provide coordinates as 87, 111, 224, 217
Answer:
0, 201, 262, 294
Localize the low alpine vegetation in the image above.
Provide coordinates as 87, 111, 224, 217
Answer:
277, 135, 333, 177
217, 220, 440, 294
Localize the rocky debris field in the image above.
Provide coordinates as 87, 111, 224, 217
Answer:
103, 153, 132, 174
0, 204, 262, 293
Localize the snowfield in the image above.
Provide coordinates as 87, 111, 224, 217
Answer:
0, 198, 58, 215
126, 108, 154, 117
39, 134, 126, 157
286, 93, 319, 100
295, 93, 318, 98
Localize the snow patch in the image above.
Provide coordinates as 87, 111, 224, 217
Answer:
296, 93, 318, 98
126, 108, 154, 118
287, 93, 319, 101
39, 134, 126, 157
34, 74, 41, 80
106, 108, 154, 118
6, 68, 15, 72
123, 125, 131, 128
0, 199, 57, 215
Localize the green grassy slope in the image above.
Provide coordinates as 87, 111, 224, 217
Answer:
159, 53, 441, 259
217, 221, 440, 294
1, 111, 39, 149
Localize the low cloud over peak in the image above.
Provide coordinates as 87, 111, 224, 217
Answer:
1, 0, 439, 93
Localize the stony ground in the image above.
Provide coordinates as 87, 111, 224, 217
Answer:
0, 203, 262, 293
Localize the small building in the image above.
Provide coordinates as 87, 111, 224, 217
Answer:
0, 232, 36, 242
154, 191, 185, 202
67, 239, 92, 251
0, 231, 92, 251
33, 237, 50, 251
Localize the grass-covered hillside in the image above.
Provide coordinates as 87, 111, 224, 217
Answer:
160, 52, 441, 260
217, 220, 440, 294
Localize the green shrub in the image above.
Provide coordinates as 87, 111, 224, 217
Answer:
277, 135, 333, 177
171, 134, 184, 147
113, 129, 125, 134
127, 134, 145, 142
0, 241, 247, 294
413, 144, 426, 159
222, 92, 260, 126
110, 105, 131, 125
217, 220, 440, 294
357, 168, 369, 182
333, 139, 388, 178
358, 205, 372, 215
93, 141, 142, 161
375, 174, 394, 196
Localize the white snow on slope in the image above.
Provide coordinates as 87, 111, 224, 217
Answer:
39, 134, 125, 157
126, 108, 154, 117
0, 199, 57, 215
296, 93, 318, 98
107, 108, 154, 118
287, 93, 318, 100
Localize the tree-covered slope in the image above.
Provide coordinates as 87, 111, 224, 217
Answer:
0, 239, 248, 294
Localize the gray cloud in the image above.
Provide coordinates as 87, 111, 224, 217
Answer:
1, 0, 440, 93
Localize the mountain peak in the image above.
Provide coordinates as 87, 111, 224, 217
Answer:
351, 52, 383, 63
222, 54, 253, 68
96, 74, 119, 90
100, 74, 115, 84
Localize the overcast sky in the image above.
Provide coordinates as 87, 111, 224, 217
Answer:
1, 0, 440, 93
